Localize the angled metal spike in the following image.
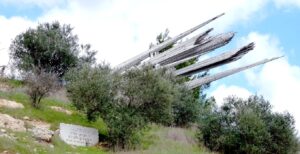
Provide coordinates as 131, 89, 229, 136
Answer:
149, 28, 213, 65
163, 55, 199, 68
175, 42, 255, 76
185, 56, 283, 89
160, 32, 235, 65
115, 13, 225, 72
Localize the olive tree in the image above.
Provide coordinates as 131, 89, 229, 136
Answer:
10, 21, 96, 78
198, 95, 299, 154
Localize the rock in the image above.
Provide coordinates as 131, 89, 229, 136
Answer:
54, 129, 60, 135
0, 99, 24, 109
59, 123, 99, 146
26, 120, 51, 129
23, 116, 30, 120
50, 106, 73, 115
0, 150, 9, 154
0, 113, 26, 132
0, 129, 6, 133
29, 127, 54, 142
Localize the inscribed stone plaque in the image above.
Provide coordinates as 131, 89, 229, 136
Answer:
59, 123, 98, 146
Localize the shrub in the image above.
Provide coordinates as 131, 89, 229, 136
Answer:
66, 64, 204, 149
65, 64, 147, 149
172, 86, 200, 127
197, 95, 299, 154
118, 66, 177, 126
120, 66, 201, 127
65, 64, 115, 121
24, 69, 59, 108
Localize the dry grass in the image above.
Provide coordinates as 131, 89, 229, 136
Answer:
114, 125, 216, 154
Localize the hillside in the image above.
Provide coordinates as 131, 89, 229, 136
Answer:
0, 79, 215, 154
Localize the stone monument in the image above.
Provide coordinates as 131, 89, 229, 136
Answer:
59, 123, 99, 146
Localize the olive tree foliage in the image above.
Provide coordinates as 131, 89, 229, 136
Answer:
119, 66, 177, 125
66, 64, 147, 149
65, 64, 115, 121
172, 86, 201, 127
197, 95, 299, 154
65, 63, 201, 148
119, 65, 201, 127
24, 69, 59, 108
9, 21, 97, 78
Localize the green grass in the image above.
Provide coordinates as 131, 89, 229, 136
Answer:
0, 131, 107, 154
0, 82, 216, 154
114, 124, 216, 154
0, 78, 24, 88
0, 91, 107, 135
0, 90, 109, 154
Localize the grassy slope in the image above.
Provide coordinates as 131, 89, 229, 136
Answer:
0, 79, 215, 154
121, 125, 216, 154
0, 91, 108, 154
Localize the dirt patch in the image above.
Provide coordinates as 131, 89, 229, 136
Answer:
0, 113, 26, 132
0, 99, 24, 109
50, 106, 72, 115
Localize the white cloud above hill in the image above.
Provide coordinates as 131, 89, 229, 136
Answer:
0, 16, 35, 65
0, 0, 270, 66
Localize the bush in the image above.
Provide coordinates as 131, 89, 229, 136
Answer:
118, 66, 177, 126
65, 64, 115, 121
172, 86, 200, 127
120, 66, 201, 127
197, 95, 299, 154
66, 64, 203, 149
66, 64, 147, 149
24, 69, 59, 108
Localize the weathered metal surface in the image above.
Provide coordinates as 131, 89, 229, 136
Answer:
185, 56, 283, 89
175, 43, 255, 76
115, 13, 225, 72
148, 28, 212, 65
150, 32, 234, 66
163, 55, 199, 68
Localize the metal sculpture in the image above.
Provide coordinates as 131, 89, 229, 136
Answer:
115, 13, 281, 89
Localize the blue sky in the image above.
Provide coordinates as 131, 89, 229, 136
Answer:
0, 0, 300, 131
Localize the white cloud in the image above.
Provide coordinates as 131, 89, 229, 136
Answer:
0, 0, 66, 8
274, 0, 300, 8
1, 0, 292, 67
35, 0, 270, 66
210, 85, 252, 106
242, 33, 300, 131
0, 16, 35, 66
